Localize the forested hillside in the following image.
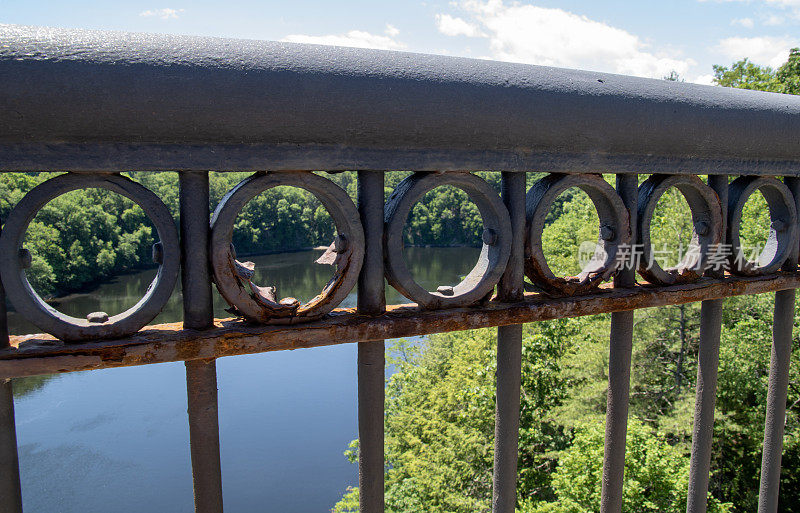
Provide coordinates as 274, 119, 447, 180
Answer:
332, 51, 800, 512
333, 181, 787, 512
0, 171, 502, 298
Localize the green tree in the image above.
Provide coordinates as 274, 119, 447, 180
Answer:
710, 48, 800, 510
713, 48, 800, 94
2, 171, 505, 298
333, 487, 359, 513
527, 420, 730, 512
713, 58, 779, 91
332, 169, 796, 511
775, 48, 800, 94
333, 321, 577, 513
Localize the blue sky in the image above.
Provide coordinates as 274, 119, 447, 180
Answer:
3, 0, 799, 83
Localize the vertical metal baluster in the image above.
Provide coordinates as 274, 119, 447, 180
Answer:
757, 176, 800, 513
357, 170, 386, 513
180, 171, 224, 513
686, 174, 728, 513
181, 171, 215, 332
492, 171, 526, 513
600, 173, 638, 513
0, 266, 23, 513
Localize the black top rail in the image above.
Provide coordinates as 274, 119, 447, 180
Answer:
2, 23, 800, 174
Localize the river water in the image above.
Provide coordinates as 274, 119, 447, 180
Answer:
8, 247, 480, 513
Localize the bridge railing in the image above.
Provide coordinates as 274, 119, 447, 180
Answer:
2, 23, 800, 513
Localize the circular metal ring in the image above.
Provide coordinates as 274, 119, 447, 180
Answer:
525, 173, 630, 296
0, 173, 180, 342
637, 174, 723, 285
727, 176, 798, 276
383, 172, 512, 309
210, 171, 364, 324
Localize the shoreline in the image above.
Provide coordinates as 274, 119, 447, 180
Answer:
28, 245, 482, 306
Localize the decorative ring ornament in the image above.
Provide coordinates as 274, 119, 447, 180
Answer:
210, 171, 364, 324
727, 176, 797, 276
383, 172, 512, 309
637, 174, 723, 285
525, 173, 630, 296
0, 173, 179, 342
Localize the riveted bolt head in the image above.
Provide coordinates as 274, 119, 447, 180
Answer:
772, 219, 788, 232
437, 285, 455, 296
599, 225, 615, 242
152, 242, 164, 265
86, 311, 109, 323
18, 248, 32, 269
334, 234, 348, 253
694, 221, 710, 236
482, 229, 497, 246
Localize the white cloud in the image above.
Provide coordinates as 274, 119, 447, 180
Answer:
731, 17, 755, 27
139, 8, 184, 20
763, 13, 786, 24
693, 73, 717, 85
439, 1, 693, 78
435, 14, 485, 37
714, 36, 796, 66
282, 26, 406, 51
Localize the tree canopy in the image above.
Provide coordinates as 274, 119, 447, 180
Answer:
713, 48, 800, 94
1, 171, 506, 298
332, 48, 800, 506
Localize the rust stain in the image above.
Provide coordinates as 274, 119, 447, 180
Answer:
1, 273, 798, 378
175, 340, 203, 361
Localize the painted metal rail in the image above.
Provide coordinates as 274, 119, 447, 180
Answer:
2, 24, 800, 513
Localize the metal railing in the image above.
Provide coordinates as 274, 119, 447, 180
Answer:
2, 24, 800, 513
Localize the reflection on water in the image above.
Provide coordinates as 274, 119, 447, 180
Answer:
8, 247, 480, 335
401, 246, 479, 290
7, 251, 341, 335
10, 247, 480, 512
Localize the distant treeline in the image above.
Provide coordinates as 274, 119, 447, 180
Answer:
0, 171, 520, 297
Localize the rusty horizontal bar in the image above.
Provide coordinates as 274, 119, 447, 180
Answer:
2, 24, 800, 173
0, 273, 798, 379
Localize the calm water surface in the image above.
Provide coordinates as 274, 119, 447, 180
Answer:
9, 247, 480, 513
